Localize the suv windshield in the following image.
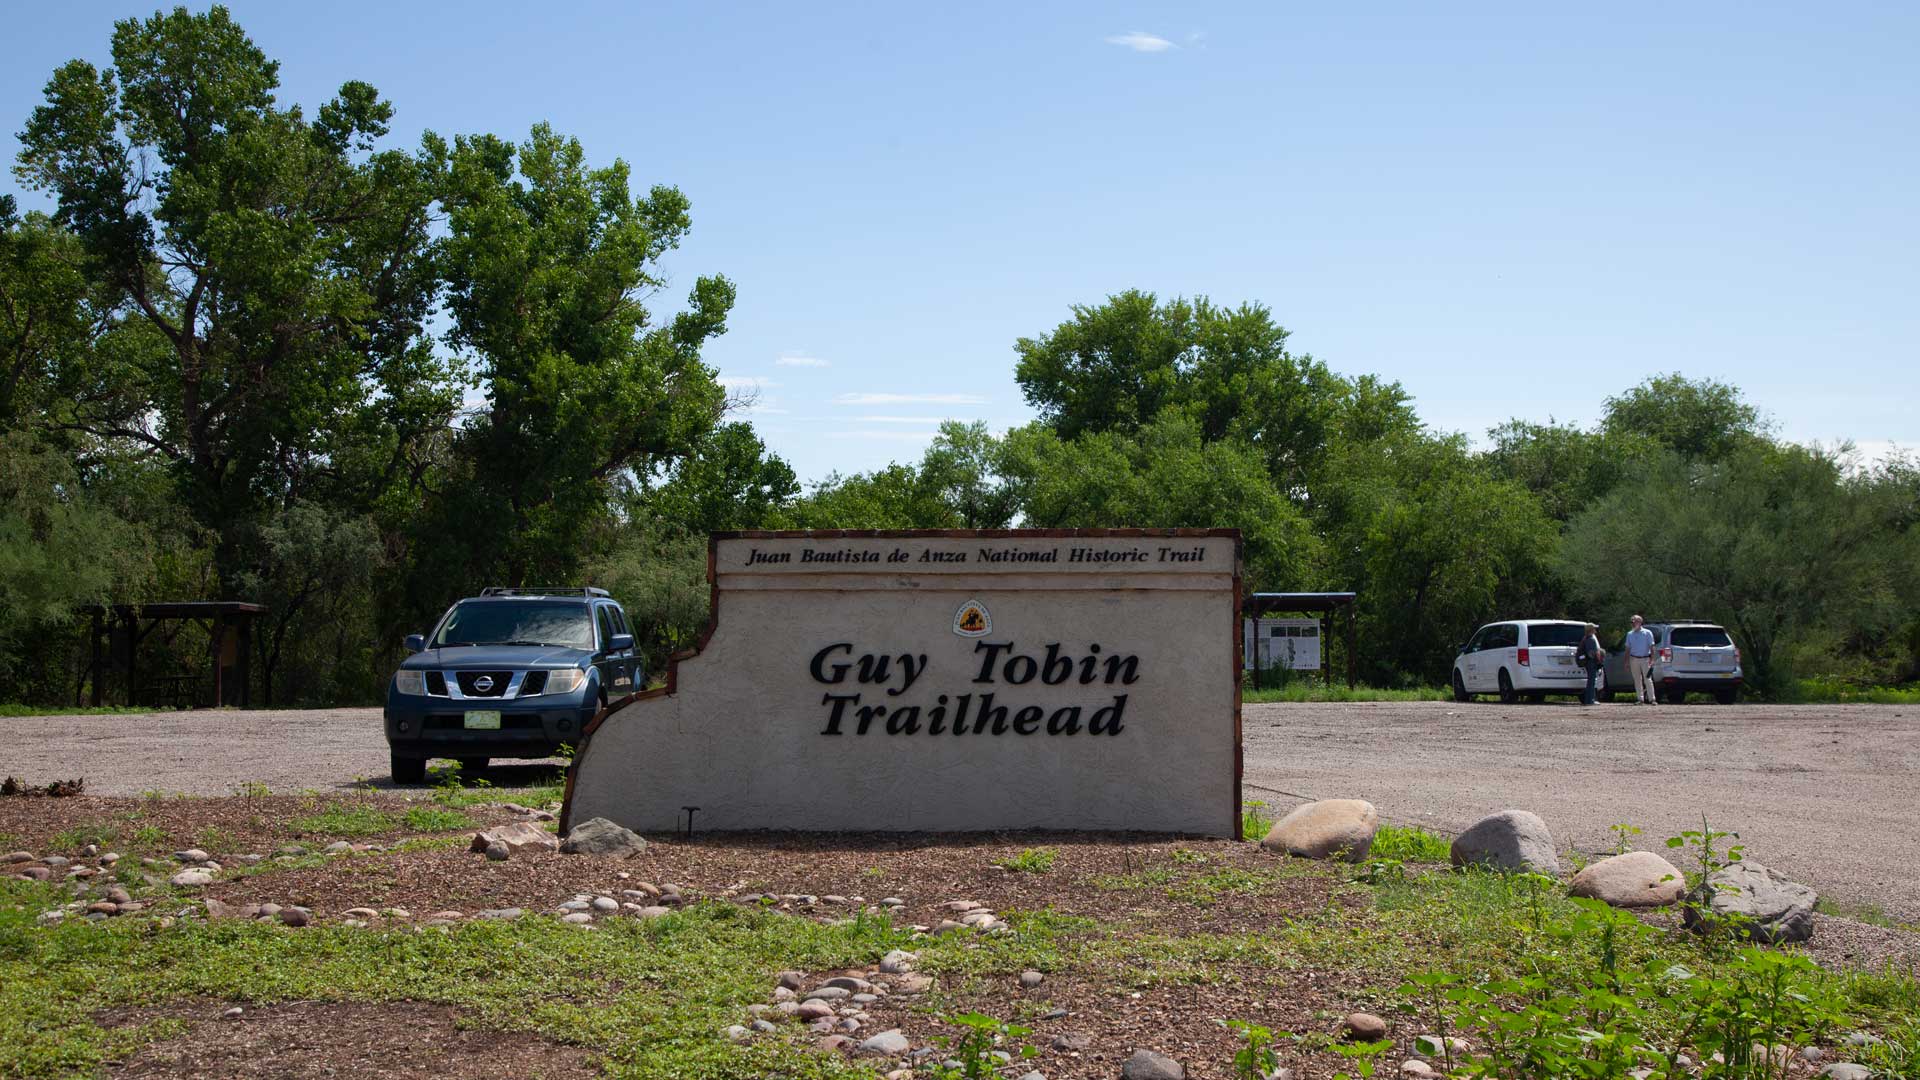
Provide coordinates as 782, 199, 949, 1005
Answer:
1528, 623, 1586, 647
434, 601, 594, 649
1670, 626, 1733, 648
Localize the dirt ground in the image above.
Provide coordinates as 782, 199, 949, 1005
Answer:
6, 699, 1919, 922
5, 788, 1918, 1079
1245, 698, 1920, 923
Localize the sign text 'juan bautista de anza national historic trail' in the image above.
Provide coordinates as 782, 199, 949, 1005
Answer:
563, 531, 1244, 836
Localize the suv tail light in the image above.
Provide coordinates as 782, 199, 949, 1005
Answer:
1517, 647, 1530, 667
1658, 647, 1672, 663
1733, 646, 1741, 665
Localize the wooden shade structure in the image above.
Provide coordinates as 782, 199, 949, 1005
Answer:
82, 602, 267, 709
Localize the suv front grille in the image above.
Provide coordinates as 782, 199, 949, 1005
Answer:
455, 671, 512, 697
520, 670, 548, 695
425, 671, 449, 696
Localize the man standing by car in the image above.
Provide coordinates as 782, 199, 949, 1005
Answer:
1625, 614, 1657, 705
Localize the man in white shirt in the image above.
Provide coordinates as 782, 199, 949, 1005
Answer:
1624, 615, 1658, 705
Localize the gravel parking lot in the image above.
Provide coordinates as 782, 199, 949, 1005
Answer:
1246, 699, 1920, 923
6, 699, 1916, 921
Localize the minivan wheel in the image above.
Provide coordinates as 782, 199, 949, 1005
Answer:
1497, 670, 1518, 704
1452, 672, 1471, 702
390, 752, 427, 786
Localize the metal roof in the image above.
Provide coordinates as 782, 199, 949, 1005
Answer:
1247, 592, 1356, 612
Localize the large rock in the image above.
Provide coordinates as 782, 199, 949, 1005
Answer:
1121, 1049, 1186, 1080
559, 817, 648, 857
1682, 860, 1817, 944
1450, 810, 1559, 874
1261, 799, 1380, 861
1569, 851, 1687, 908
469, 822, 559, 855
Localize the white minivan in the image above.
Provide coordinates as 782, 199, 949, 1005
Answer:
1451, 619, 1603, 703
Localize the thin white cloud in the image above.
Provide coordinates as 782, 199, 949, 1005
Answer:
1106, 31, 1175, 53
828, 430, 943, 441
775, 354, 830, 368
834, 392, 989, 406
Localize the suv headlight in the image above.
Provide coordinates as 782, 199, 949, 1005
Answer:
542, 669, 587, 695
394, 670, 426, 695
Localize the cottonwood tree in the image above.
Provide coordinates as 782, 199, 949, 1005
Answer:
423, 123, 733, 590
14, 6, 456, 586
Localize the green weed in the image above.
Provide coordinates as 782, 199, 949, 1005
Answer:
996, 848, 1057, 874
400, 805, 477, 833
1241, 800, 1274, 841
1370, 824, 1451, 862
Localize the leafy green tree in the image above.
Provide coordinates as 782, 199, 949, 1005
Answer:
1014, 290, 1389, 490
1314, 432, 1559, 683
918, 421, 1019, 529
13, 6, 455, 586
634, 422, 797, 535
1482, 419, 1641, 522
999, 413, 1320, 589
0, 432, 147, 685
1601, 374, 1763, 462
1557, 443, 1906, 695
427, 123, 733, 588
238, 502, 387, 704
780, 464, 960, 529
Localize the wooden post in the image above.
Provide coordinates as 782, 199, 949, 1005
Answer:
123, 608, 139, 707
210, 614, 225, 709
237, 613, 252, 708
1346, 602, 1357, 689
89, 609, 104, 707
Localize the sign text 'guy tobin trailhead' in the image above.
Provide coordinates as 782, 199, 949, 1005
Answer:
809, 640, 1141, 737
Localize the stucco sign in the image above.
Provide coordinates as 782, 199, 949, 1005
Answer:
563, 530, 1243, 836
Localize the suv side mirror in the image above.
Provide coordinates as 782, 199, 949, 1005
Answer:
404, 633, 426, 654
1457, 642, 1470, 654
609, 632, 634, 652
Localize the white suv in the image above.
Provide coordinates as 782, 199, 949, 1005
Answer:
1451, 619, 1603, 703
1602, 621, 1743, 704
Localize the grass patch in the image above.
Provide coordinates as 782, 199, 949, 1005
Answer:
1370, 824, 1451, 862
401, 805, 478, 833
47, 823, 119, 852
0, 893, 905, 1079
1241, 683, 1450, 703
1166, 866, 1280, 906
0, 704, 152, 717
995, 848, 1057, 874
1788, 677, 1920, 704
286, 802, 395, 838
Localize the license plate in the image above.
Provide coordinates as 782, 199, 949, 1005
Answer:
464, 710, 501, 730
1554, 655, 1572, 666
1694, 653, 1716, 664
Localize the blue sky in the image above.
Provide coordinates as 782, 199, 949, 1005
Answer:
8, 3, 1916, 483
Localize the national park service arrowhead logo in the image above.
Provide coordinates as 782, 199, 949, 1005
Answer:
952, 599, 992, 638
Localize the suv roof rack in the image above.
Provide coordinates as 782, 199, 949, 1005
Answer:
479, 587, 610, 599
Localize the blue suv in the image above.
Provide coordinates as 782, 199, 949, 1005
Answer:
384, 587, 641, 784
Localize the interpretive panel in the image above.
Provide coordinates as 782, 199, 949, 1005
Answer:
563, 530, 1242, 836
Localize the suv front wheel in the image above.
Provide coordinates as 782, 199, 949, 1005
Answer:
391, 752, 427, 786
